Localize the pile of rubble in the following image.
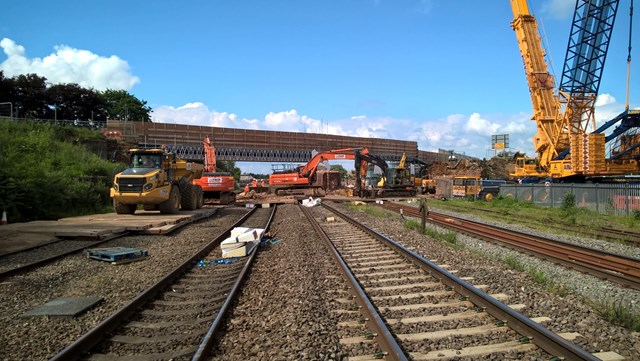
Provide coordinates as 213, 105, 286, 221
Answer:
429, 158, 514, 180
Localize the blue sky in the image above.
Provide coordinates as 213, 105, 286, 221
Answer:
1, 0, 638, 174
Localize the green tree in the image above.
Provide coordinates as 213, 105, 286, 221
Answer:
47, 83, 107, 122
218, 161, 242, 187
101, 89, 151, 122
331, 164, 349, 179
0, 71, 15, 116
13, 73, 48, 118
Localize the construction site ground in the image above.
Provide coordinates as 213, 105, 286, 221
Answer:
0, 209, 217, 256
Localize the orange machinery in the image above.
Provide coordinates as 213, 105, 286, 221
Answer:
192, 137, 236, 204
269, 148, 364, 196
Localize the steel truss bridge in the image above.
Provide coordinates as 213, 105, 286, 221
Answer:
106, 120, 448, 164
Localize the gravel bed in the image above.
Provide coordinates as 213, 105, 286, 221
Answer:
328, 201, 640, 360
210, 204, 349, 360
427, 201, 640, 259
422, 201, 640, 314
0, 207, 248, 361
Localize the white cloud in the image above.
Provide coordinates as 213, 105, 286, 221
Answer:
0, 37, 139, 90
503, 113, 531, 134
152, 102, 256, 128
595, 93, 616, 107
465, 112, 501, 136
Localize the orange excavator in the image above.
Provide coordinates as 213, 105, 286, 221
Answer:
269, 147, 364, 196
192, 137, 236, 204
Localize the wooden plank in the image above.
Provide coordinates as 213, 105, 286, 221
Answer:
386, 304, 526, 325
372, 285, 489, 301
410, 340, 536, 360
0, 209, 216, 254
145, 223, 185, 234
381, 294, 509, 312
398, 315, 549, 341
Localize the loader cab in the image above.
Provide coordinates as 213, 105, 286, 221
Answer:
131, 153, 162, 169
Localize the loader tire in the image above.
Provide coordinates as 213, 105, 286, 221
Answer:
114, 200, 137, 215
143, 204, 159, 211
194, 186, 204, 209
181, 184, 197, 210
481, 191, 496, 202
159, 186, 180, 214
221, 192, 236, 205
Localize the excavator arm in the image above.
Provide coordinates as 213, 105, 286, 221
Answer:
269, 147, 365, 196
354, 149, 389, 194
203, 136, 217, 173
298, 148, 360, 179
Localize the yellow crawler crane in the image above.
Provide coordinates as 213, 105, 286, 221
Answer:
510, 0, 639, 181
110, 147, 204, 214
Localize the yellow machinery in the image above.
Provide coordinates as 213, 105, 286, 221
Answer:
110, 148, 204, 214
509, 0, 639, 180
452, 176, 506, 201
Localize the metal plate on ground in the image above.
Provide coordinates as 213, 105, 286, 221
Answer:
22, 296, 103, 317
87, 247, 148, 264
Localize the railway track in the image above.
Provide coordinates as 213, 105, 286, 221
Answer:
431, 201, 640, 246
49, 206, 275, 361
0, 235, 125, 279
380, 202, 640, 290
301, 203, 613, 360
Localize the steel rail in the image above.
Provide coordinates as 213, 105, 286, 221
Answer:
299, 204, 408, 361
381, 202, 640, 289
419, 202, 640, 245
192, 205, 276, 361
322, 202, 600, 361
0, 233, 127, 280
49, 208, 258, 361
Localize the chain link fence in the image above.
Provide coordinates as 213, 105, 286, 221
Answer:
500, 183, 640, 217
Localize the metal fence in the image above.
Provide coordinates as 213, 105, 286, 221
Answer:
500, 183, 640, 217
0, 116, 106, 130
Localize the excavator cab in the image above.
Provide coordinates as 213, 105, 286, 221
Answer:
390, 153, 411, 186
512, 157, 546, 178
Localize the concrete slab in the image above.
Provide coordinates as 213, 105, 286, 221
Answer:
22, 296, 103, 317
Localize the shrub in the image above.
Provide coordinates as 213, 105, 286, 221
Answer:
592, 298, 640, 331
561, 192, 576, 212
504, 255, 525, 272
0, 119, 118, 222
